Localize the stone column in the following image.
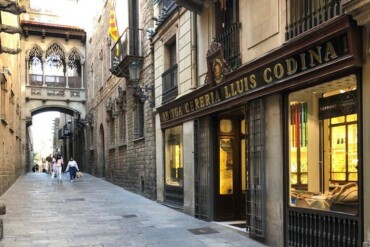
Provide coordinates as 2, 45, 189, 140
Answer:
25, 57, 29, 86
81, 58, 85, 89
42, 57, 46, 87
65, 58, 69, 88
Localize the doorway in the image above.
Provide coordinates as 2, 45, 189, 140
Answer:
99, 124, 106, 177
215, 113, 246, 221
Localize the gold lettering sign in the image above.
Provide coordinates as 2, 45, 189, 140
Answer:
159, 34, 350, 124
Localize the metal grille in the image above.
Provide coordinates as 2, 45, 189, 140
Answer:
246, 99, 265, 237
287, 208, 360, 246
214, 23, 241, 70
285, 0, 343, 40
162, 64, 178, 102
133, 96, 144, 139
194, 118, 210, 220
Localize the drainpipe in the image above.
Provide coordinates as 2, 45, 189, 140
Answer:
191, 11, 198, 89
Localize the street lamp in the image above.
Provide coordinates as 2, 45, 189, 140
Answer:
128, 60, 155, 107
128, 60, 142, 90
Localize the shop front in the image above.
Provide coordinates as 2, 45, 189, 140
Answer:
157, 16, 363, 246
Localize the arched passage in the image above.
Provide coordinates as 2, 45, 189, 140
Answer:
26, 106, 87, 175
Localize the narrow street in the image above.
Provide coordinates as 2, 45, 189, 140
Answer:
0, 173, 266, 247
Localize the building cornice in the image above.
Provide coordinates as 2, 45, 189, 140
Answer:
21, 20, 86, 43
343, 0, 370, 58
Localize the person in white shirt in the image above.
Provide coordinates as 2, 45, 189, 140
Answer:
65, 157, 79, 183
52, 155, 63, 183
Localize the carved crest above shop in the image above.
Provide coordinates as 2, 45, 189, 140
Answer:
205, 41, 231, 85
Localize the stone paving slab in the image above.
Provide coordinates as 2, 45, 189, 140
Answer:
0, 173, 268, 247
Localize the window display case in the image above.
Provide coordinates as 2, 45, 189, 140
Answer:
329, 115, 358, 183
289, 102, 308, 190
287, 75, 358, 215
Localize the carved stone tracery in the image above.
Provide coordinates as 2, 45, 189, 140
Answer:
45, 43, 65, 68
115, 86, 127, 112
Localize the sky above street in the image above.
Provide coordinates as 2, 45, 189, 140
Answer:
32, 111, 60, 159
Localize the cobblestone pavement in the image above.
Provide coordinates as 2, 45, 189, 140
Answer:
0, 172, 268, 247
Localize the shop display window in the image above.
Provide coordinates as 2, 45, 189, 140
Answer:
288, 75, 358, 215
219, 138, 233, 194
165, 126, 183, 187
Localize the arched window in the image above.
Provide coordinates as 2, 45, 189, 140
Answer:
45, 43, 66, 87
28, 46, 43, 86
67, 49, 82, 88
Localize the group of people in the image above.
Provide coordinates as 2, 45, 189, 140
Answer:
48, 155, 80, 183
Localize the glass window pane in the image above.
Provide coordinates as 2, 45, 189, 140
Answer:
346, 114, 357, 122
331, 125, 346, 180
241, 139, 246, 191
241, 119, 246, 134
288, 75, 358, 215
348, 124, 358, 174
300, 174, 308, 184
220, 138, 233, 195
165, 126, 183, 187
291, 174, 297, 185
331, 116, 345, 124
220, 119, 233, 133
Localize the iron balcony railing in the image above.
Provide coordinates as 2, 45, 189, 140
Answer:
285, 0, 344, 40
45, 75, 66, 87
29, 74, 42, 86
153, 0, 178, 27
162, 64, 178, 102
30, 75, 81, 88
110, 28, 143, 76
68, 77, 82, 88
158, 0, 174, 9
214, 23, 241, 70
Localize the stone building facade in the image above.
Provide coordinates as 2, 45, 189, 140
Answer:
85, 0, 156, 199
154, 0, 370, 246
0, 1, 26, 196
19, 0, 87, 171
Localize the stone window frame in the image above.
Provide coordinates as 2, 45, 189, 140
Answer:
133, 95, 144, 140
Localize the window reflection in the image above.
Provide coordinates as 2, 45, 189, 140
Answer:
288, 75, 358, 215
165, 126, 183, 187
220, 138, 233, 195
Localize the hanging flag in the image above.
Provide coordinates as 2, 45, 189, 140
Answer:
109, 2, 119, 42
109, 1, 120, 57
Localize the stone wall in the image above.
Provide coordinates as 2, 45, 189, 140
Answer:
85, 0, 156, 200
0, 13, 24, 196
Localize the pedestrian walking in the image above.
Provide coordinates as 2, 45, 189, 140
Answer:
45, 155, 53, 174
50, 156, 56, 178
51, 155, 63, 183
65, 157, 79, 183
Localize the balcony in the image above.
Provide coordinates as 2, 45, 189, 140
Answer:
29, 74, 82, 88
214, 23, 241, 70
45, 75, 66, 87
25, 84, 85, 102
285, 0, 344, 40
173, 0, 204, 13
155, 0, 178, 27
162, 64, 178, 102
110, 28, 144, 78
